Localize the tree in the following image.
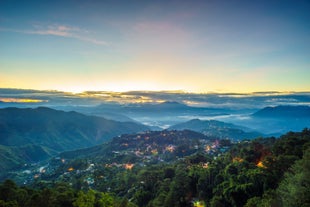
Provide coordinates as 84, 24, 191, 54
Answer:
150, 178, 171, 207
73, 190, 95, 207
133, 190, 152, 207
25, 189, 57, 207
0, 200, 19, 207
96, 192, 114, 207
277, 147, 310, 207
164, 165, 191, 207
209, 196, 226, 207
0, 180, 18, 202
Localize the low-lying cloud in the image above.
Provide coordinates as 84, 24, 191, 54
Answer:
0, 89, 309, 110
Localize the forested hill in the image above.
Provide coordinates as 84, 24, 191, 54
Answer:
0, 107, 149, 151
0, 107, 149, 172
1, 129, 309, 207
59, 129, 213, 160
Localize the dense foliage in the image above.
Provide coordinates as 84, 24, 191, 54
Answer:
0, 180, 136, 207
1, 129, 309, 207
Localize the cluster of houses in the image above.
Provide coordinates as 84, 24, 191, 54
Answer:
17, 130, 233, 187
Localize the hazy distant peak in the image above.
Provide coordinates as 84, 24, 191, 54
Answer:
157, 101, 188, 107
253, 105, 310, 118
159, 101, 182, 105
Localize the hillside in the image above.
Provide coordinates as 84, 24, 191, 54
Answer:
59, 129, 213, 161
252, 105, 310, 118
2, 129, 221, 184
169, 119, 263, 140
0, 107, 149, 173
0, 144, 51, 172
0, 107, 149, 158
3, 129, 309, 207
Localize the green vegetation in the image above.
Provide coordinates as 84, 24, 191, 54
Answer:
1, 129, 309, 207
0, 180, 136, 207
0, 107, 149, 173
0, 107, 148, 151
0, 144, 50, 172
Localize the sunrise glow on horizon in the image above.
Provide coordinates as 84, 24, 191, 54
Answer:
1, 0, 309, 93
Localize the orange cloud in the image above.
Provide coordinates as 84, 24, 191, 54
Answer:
0, 98, 46, 103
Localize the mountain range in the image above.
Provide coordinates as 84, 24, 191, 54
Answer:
1, 104, 309, 177
0, 107, 149, 171
0, 107, 149, 149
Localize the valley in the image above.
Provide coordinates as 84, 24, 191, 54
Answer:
1, 129, 309, 207
1, 0, 309, 205
0, 90, 309, 207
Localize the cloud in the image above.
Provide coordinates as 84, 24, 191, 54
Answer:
30, 24, 73, 36
0, 89, 309, 110
0, 24, 108, 46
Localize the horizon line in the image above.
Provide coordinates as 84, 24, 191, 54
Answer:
0, 87, 310, 95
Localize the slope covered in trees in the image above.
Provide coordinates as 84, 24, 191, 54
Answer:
1, 129, 309, 207
0, 144, 50, 172
0, 107, 149, 150
0, 107, 149, 172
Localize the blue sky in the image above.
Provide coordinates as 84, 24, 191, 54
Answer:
0, 0, 309, 93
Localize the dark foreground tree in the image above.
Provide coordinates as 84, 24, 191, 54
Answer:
277, 147, 310, 207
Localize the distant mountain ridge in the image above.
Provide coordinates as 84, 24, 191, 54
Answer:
151, 101, 189, 109
114, 101, 230, 115
252, 105, 310, 118
0, 107, 149, 150
169, 119, 263, 140
0, 107, 149, 171
122, 101, 194, 112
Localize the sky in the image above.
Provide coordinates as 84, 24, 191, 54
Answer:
0, 0, 309, 93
